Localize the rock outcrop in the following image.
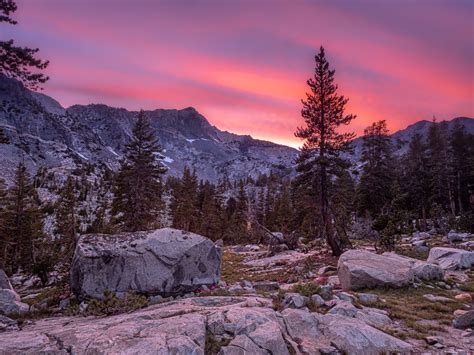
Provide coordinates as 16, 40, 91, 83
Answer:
0, 270, 12, 290
316, 314, 413, 354
70, 228, 222, 299
337, 250, 443, 290
0, 295, 414, 354
427, 247, 474, 270
0, 270, 29, 316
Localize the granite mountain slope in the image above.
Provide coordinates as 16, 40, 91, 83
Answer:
1, 75, 472, 184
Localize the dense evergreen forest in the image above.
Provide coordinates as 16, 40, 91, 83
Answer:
1, 110, 472, 278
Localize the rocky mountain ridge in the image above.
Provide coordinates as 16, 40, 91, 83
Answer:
0, 75, 297, 184
1, 75, 472, 184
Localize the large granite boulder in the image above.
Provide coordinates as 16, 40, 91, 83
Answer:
338, 250, 444, 290
427, 247, 474, 270
0, 271, 29, 316
382, 252, 444, 281
71, 228, 222, 299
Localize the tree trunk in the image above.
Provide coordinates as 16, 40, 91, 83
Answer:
457, 171, 463, 214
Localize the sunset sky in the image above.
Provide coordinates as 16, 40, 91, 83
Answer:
7, 0, 474, 147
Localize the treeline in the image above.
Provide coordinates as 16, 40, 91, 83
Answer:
1, 111, 472, 277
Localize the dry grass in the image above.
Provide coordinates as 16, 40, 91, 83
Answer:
362, 286, 463, 338
220, 250, 301, 284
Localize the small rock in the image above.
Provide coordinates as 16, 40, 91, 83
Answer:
453, 310, 474, 329
357, 293, 379, 303
433, 343, 445, 349
425, 336, 441, 345
318, 265, 337, 275
0, 315, 18, 332
79, 301, 88, 313
455, 293, 472, 302
59, 298, 70, 310
240, 280, 253, 289
319, 285, 333, 301
310, 294, 325, 306
461, 330, 473, 337
336, 292, 356, 303
447, 231, 470, 242
324, 299, 338, 308
327, 276, 341, 289
423, 294, 454, 302
328, 301, 358, 317
218, 280, 227, 288
412, 240, 427, 247
253, 281, 279, 292
283, 293, 308, 309
318, 345, 339, 354
149, 295, 163, 304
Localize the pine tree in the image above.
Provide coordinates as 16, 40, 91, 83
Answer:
291, 149, 320, 239
170, 166, 198, 231
0, 0, 49, 89
223, 182, 248, 244
402, 133, 430, 229
357, 120, 395, 218
426, 119, 453, 215
233, 181, 249, 242
111, 110, 166, 232
294, 46, 355, 256
0, 178, 9, 270
2, 162, 44, 273
448, 122, 473, 214
55, 177, 77, 263
274, 183, 293, 233
196, 181, 222, 240
331, 171, 356, 241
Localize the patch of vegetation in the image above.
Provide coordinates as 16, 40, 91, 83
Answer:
207, 288, 231, 297
364, 286, 462, 337
272, 290, 286, 311
395, 246, 429, 261
85, 290, 148, 316
220, 250, 297, 284
289, 282, 320, 297
205, 330, 230, 354
458, 271, 474, 292
220, 251, 246, 284
22, 286, 67, 308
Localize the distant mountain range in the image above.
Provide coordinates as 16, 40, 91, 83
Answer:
346, 116, 474, 166
0, 75, 472, 184
0, 75, 297, 184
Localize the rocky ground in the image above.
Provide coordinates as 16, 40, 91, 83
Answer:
0, 230, 473, 354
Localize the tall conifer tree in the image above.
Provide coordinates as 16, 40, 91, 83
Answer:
295, 47, 355, 256
357, 120, 395, 218
112, 110, 166, 232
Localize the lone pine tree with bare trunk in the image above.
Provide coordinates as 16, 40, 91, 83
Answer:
295, 46, 355, 256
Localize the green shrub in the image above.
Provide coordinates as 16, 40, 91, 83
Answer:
86, 290, 148, 316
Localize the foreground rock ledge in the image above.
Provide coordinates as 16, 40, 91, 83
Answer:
70, 228, 222, 299
0, 296, 413, 355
